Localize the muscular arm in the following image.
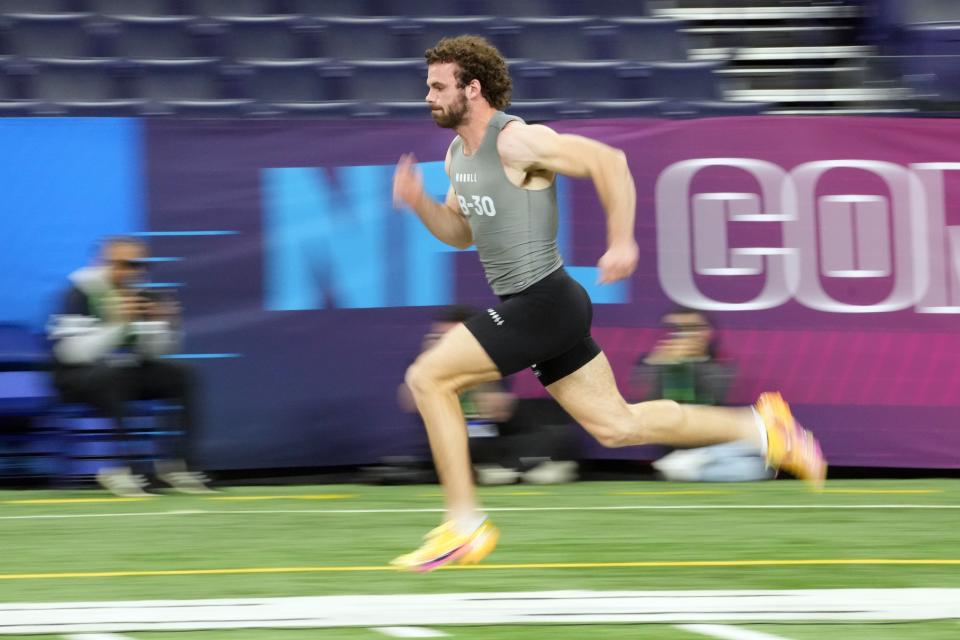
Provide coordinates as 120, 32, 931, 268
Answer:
498, 123, 638, 282
393, 149, 474, 250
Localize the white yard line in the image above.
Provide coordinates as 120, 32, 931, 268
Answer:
2, 589, 957, 634
374, 627, 450, 637
0, 504, 958, 521
678, 624, 794, 640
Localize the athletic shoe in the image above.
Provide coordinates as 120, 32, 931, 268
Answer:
155, 459, 217, 494
390, 519, 500, 572
475, 464, 521, 486
96, 467, 153, 498
755, 391, 827, 489
159, 470, 216, 494
522, 460, 578, 485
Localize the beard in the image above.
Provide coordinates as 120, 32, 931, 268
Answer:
430, 93, 468, 128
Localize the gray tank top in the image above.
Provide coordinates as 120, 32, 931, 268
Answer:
448, 111, 563, 296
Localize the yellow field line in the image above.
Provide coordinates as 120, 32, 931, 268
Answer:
818, 489, 942, 495
611, 490, 732, 496
2, 495, 355, 505
6, 498, 153, 505
206, 495, 355, 501
1, 559, 958, 580
499, 491, 550, 496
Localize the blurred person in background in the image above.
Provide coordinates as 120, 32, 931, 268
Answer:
398, 305, 579, 486
46, 236, 212, 497
391, 35, 825, 572
633, 308, 772, 482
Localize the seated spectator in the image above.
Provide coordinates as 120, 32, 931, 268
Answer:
633, 307, 772, 482
47, 236, 212, 496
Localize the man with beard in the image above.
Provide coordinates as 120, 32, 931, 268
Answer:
390, 35, 826, 572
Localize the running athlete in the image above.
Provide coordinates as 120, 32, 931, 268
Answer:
391, 35, 826, 572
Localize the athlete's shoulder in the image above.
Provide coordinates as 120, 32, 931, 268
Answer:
497, 121, 559, 163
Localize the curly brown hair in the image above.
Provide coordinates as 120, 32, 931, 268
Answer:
425, 35, 512, 110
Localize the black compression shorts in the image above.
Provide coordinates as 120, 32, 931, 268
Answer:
464, 267, 601, 386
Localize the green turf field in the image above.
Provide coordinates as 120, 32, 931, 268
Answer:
0, 479, 957, 638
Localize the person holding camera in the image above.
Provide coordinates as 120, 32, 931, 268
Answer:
47, 236, 212, 496
633, 308, 772, 482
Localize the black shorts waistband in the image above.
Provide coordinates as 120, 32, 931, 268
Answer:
499, 266, 567, 302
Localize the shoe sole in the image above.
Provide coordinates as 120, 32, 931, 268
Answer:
393, 525, 500, 573
758, 392, 827, 489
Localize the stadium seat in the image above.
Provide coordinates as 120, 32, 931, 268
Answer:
95, 15, 210, 60
474, 0, 561, 17
476, 0, 646, 16
255, 99, 359, 117
345, 59, 427, 102
601, 18, 688, 62
900, 0, 960, 24
128, 58, 236, 104
0, 372, 56, 415
663, 99, 769, 118
489, 17, 602, 61
911, 23, 960, 59
209, 15, 309, 61
309, 17, 406, 61
23, 58, 122, 102
0, 100, 31, 116
84, 0, 184, 17
647, 61, 722, 101
0, 59, 35, 109
240, 58, 329, 103
286, 0, 376, 17
553, 61, 648, 100
573, 98, 667, 118
39, 101, 144, 115
191, 0, 281, 17
512, 61, 649, 101
508, 98, 569, 122
371, 0, 466, 16
47, 401, 182, 481
505, 61, 549, 101
0, 70, 18, 102
350, 100, 427, 118
566, 0, 647, 15
0, 0, 81, 14
398, 17, 496, 59
0, 324, 49, 372
901, 56, 960, 100
2, 13, 94, 59
0, 324, 51, 421
0, 69, 21, 105
136, 99, 251, 116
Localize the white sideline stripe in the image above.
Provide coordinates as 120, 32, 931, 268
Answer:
678, 624, 793, 640
0, 503, 951, 522
3, 589, 958, 634
65, 634, 136, 640
0, 504, 958, 521
374, 627, 450, 637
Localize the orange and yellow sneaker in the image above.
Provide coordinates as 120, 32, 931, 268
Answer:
755, 391, 827, 489
390, 519, 500, 572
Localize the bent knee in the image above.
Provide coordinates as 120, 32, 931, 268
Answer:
583, 403, 673, 448
403, 361, 430, 395
584, 420, 637, 449
404, 359, 453, 396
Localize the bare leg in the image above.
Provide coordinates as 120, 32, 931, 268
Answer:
405, 324, 502, 521
546, 352, 760, 449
